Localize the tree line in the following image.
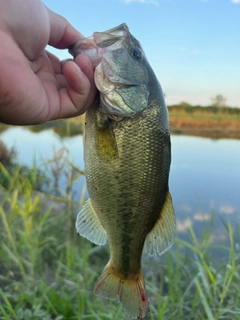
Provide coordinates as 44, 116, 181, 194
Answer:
168, 95, 240, 115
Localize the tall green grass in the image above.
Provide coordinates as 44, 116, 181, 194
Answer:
0, 162, 239, 320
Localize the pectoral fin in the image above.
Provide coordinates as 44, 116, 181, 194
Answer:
145, 191, 176, 256
76, 199, 107, 245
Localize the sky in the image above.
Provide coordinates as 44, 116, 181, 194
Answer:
43, 0, 240, 107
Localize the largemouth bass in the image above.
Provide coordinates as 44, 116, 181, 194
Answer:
69, 23, 175, 319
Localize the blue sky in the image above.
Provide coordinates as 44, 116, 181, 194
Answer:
43, 0, 240, 107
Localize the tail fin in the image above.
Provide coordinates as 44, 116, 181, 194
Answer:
94, 262, 148, 319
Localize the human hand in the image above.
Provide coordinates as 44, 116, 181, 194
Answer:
0, 0, 96, 125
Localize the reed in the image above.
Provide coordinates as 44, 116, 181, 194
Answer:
0, 161, 239, 320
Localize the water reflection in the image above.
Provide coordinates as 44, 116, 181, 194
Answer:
170, 135, 240, 247
0, 127, 84, 169
1, 128, 240, 245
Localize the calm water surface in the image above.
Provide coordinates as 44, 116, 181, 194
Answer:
1, 127, 240, 245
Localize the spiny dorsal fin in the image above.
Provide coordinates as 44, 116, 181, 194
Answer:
145, 191, 176, 256
76, 199, 107, 245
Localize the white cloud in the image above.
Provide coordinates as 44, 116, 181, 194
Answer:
193, 212, 211, 221
122, 0, 159, 5
179, 47, 200, 55
232, 0, 240, 3
219, 205, 235, 215
209, 231, 228, 244
177, 218, 192, 232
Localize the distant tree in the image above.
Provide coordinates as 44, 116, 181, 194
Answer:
211, 94, 227, 107
179, 101, 192, 107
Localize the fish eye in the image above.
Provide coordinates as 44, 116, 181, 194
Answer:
130, 47, 142, 60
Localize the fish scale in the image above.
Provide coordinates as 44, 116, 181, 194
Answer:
71, 23, 176, 319
84, 102, 169, 275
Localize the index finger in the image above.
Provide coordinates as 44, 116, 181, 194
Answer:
47, 7, 83, 49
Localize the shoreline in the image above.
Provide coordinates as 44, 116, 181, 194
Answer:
1, 107, 239, 140
170, 129, 240, 140
168, 108, 240, 139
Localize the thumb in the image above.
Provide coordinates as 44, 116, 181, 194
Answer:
58, 54, 97, 118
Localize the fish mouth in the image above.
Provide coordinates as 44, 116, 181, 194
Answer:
68, 23, 129, 67
69, 23, 148, 118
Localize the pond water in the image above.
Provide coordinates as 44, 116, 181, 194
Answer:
1, 127, 240, 246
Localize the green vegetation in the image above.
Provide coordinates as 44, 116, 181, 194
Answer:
168, 102, 240, 139
0, 141, 50, 193
168, 102, 240, 116
0, 114, 85, 138
1, 102, 240, 140
0, 149, 240, 319
27, 115, 85, 137
210, 94, 227, 108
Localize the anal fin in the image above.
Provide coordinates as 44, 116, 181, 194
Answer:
145, 191, 176, 256
75, 199, 107, 245
94, 262, 148, 319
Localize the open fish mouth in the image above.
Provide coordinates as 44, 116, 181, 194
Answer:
69, 23, 149, 118
68, 23, 129, 67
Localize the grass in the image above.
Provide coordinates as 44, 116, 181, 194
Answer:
168, 103, 240, 139
168, 113, 239, 121
0, 162, 240, 320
